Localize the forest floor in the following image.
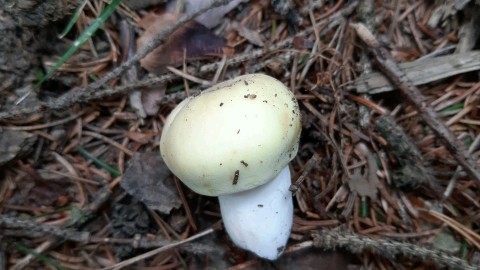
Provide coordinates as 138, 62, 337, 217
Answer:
1, 0, 480, 269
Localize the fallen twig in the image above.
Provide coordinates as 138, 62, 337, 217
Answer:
351, 22, 480, 186
312, 229, 479, 270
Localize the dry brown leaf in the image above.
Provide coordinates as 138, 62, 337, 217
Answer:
293, 36, 315, 50
28, 181, 70, 207
137, 13, 234, 75
141, 85, 166, 116
348, 171, 377, 199
179, 0, 247, 28
121, 152, 181, 214
231, 21, 264, 46
348, 144, 379, 199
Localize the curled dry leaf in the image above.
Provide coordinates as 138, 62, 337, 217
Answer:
137, 13, 234, 75
121, 152, 181, 214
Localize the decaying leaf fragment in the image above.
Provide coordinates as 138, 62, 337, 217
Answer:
182, 0, 247, 28
137, 13, 234, 75
348, 143, 378, 199
121, 152, 181, 214
0, 128, 37, 166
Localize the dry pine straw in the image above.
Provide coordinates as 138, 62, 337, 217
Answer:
1, 0, 480, 269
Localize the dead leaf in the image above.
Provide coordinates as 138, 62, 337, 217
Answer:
348, 144, 378, 199
28, 181, 70, 207
128, 91, 146, 119
348, 171, 377, 199
0, 128, 37, 166
231, 21, 264, 46
142, 85, 166, 116
293, 36, 315, 50
137, 13, 233, 75
181, 0, 247, 28
121, 152, 181, 214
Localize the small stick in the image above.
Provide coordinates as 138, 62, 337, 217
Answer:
101, 228, 215, 270
82, 130, 134, 157
289, 154, 319, 193
2, 111, 86, 131
174, 177, 197, 231
351, 22, 480, 185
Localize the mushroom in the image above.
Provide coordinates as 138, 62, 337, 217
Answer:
160, 74, 301, 259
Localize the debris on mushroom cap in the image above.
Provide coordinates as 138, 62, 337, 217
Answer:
160, 74, 301, 196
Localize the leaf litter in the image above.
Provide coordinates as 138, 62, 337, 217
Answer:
121, 152, 181, 214
1, 0, 480, 269
137, 12, 234, 74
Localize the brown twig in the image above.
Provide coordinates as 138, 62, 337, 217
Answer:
2, 110, 86, 130
351, 22, 480, 186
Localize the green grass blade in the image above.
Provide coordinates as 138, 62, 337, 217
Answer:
75, 146, 122, 177
360, 197, 369, 218
35, 0, 122, 88
440, 103, 464, 113
58, 0, 88, 39
14, 243, 65, 270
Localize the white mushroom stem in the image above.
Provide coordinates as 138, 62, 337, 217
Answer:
218, 166, 293, 260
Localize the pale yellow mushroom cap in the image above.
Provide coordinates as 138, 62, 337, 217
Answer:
160, 74, 301, 196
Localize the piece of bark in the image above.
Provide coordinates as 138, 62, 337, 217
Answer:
355, 51, 480, 94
